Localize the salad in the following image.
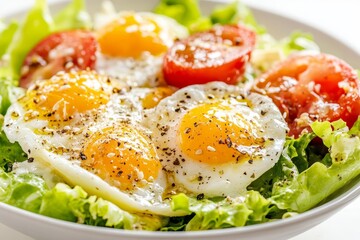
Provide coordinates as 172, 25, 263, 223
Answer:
1, 0, 360, 232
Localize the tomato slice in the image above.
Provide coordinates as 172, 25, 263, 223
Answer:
163, 24, 256, 88
255, 53, 360, 137
20, 30, 97, 88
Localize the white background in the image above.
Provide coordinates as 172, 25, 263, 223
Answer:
1, 0, 360, 239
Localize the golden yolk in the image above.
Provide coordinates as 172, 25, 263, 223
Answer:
22, 71, 110, 122
97, 13, 169, 58
179, 102, 265, 165
81, 126, 161, 191
142, 87, 176, 109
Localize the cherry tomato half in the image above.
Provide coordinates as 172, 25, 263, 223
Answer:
254, 53, 360, 137
163, 24, 256, 88
20, 30, 97, 88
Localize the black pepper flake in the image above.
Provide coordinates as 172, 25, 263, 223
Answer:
27, 157, 34, 163
250, 173, 255, 178
197, 176, 203, 181
196, 193, 205, 200
225, 136, 232, 148
117, 170, 123, 177
79, 152, 87, 160
173, 159, 180, 165
248, 159, 253, 164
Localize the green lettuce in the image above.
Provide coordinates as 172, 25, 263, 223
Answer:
7, 0, 53, 78
247, 133, 316, 198
153, 0, 203, 28
168, 191, 274, 230
0, 116, 27, 171
0, 21, 18, 58
53, 0, 91, 31
280, 31, 320, 55
0, 81, 13, 115
210, 0, 265, 34
271, 119, 360, 212
154, 0, 264, 33
0, 169, 165, 230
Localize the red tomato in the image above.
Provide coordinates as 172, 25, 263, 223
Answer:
20, 30, 97, 88
255, 53, 360, 137
163, 24, 256, 88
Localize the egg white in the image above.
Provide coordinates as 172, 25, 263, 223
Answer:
3, 75, 187, 216
144, 82, 288, 197
95, 11, 189, 87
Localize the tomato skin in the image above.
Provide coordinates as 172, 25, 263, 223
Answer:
163, 24, 256, 88
255, 53, 360, 137
20, 30, 97, 88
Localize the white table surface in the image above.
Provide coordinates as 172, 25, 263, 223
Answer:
1, 0, 360, 239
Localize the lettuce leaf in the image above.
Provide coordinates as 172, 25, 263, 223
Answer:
153, 0, 202, 27
169, 191, 274, 230
0, 168, 165, 230
0, 81, 13, 115
0, 169, 46, 213
7, 0, 53, 78
210, 0, 265, 34
0, 21, 18, 58
247, 133, 316, 198
271, 119, 360, 212
0, 116, 27, 171
53, 0, 91, 31
153, 0, 264, 34
280, 31, 320, 55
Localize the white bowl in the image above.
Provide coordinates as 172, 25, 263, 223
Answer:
1, 1, 360, 240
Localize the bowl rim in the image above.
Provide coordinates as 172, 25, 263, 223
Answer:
1, 0, 360, 238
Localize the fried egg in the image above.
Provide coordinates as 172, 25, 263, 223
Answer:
94, 10, 188, 87
144, 82, 288, 197
3, 71, 185, 216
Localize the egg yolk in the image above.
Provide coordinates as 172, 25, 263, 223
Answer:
22, 71, 111, 122
179, 101, 265, 165
142, 87, 176, 109
81, 126, 162, 191
97, 13, 169, 58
